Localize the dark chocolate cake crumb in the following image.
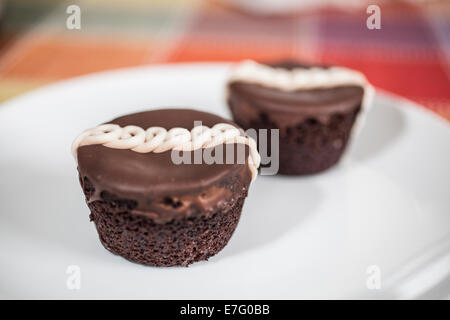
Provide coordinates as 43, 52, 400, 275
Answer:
81, 175, 248, 267
232, 107, 361, 175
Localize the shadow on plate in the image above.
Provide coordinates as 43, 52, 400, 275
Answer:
215, 95, 405, 261
216, 175, 322, 260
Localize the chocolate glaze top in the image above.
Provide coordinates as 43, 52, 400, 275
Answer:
77, 109, 252, 223
227, 61, 365, 128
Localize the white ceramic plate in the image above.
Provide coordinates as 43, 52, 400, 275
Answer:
0, 63, 449, 299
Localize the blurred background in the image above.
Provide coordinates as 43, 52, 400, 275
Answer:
0, 0, 449, 120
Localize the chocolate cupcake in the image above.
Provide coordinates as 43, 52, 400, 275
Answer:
71, 109, 260, 267
227, 60, 374, 175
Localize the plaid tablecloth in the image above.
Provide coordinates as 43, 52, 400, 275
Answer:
1, 0, 449, 120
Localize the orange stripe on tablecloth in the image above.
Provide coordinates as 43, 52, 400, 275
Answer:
0, 34, 155, 81
166, 35, 297, 63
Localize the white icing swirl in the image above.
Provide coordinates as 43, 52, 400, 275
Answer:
72, 123, 260, 180
227, 59, 368, 90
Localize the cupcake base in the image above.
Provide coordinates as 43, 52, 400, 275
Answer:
232, 106, 361, 175
80, 176, 246, 267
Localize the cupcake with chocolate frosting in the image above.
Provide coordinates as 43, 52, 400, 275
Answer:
227, 60, 373, 175
72, 109, 260, 267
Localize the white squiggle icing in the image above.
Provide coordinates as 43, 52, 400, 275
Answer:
72, 123, 261, 180
227, 59, 368, 90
